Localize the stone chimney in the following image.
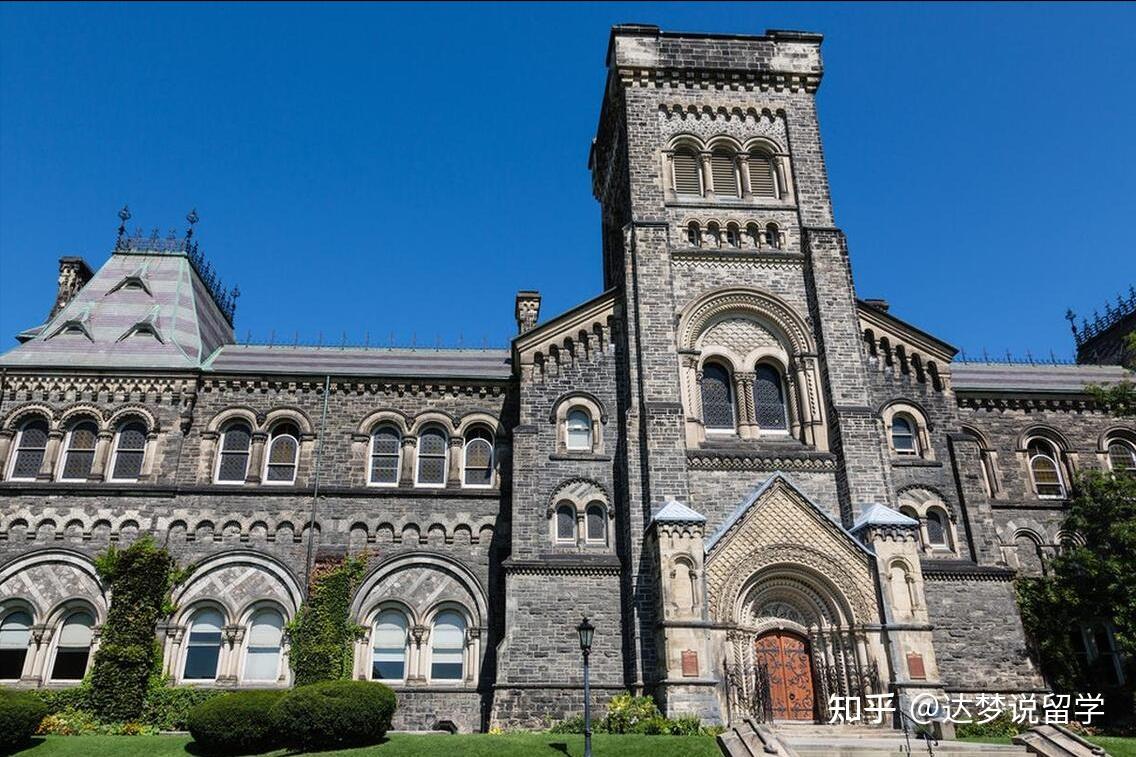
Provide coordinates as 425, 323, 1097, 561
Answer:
50, 257, 94, 320
515, 291, 541, 334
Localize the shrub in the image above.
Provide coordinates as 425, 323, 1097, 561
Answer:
271, 679, 396, 750
549, 715, 587, 734
955, 712, 1022, 739
188, 690, 287, 755
0, 688, 49, 750
664, 715, 704, 735
604, 694, 662, 734
36, 708, 100, 736
141, 680, 227, 731
27, 684, 91, 715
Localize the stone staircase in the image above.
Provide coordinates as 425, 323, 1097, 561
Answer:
718, 720, 1033, 757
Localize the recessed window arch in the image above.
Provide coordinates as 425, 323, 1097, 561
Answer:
725, 222, 741, 248
463, 427, 495, 487
753, 363, 789, 432
429, 609, 466, 682
925, 508, 950, 549
416, 426, 449, 487
710, 149, 739, 197
1107, 437, 1136, 475
1027, 438, 1066, 499
585, 503, 607, 544
109, 419, 147, 482
215, 420, 252, 484
672, 144, 703, 197
700, 361, 736, 432
748, 148, 779, 198
891, 415, 919, 456
687, 221, 701, 247
50, 610, 95, 681
705, 221, 721, 248
0, 609, 32, 680
59, 419, 99, 481
182, 606, 224, 681
555, 502, 577, 543
369, 425, 402, 486
371, 608, 409, 682
764, 222, 781, 250
8, 416, 49, 481
566, 408, 593, 451
242, 607, 284, 682
264, 422, 300, 485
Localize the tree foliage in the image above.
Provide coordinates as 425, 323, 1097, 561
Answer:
287, 554, 367, 686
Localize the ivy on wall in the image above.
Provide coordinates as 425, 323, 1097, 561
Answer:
287, 554, 368, 686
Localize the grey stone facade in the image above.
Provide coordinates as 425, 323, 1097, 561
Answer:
0, 24, 1132, 732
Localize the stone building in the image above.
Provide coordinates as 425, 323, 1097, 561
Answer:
0, 25, 1132, 732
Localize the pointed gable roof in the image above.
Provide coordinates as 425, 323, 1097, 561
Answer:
650, 499, 707, 525
851, 503, 919, 532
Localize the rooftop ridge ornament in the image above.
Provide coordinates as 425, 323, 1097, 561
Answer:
1070, 286, 1136, 347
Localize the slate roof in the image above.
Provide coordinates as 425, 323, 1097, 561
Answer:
951, 362, 1132, 394
851, 503, 919, 532
650, 499, 707, 524
204, 345, 512, 379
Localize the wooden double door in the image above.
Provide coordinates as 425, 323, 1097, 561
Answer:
754, 630, 816, 721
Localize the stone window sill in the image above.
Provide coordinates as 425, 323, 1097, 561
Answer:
549, 452, 612, 462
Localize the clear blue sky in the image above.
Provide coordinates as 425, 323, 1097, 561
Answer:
2, 3, 1134, 359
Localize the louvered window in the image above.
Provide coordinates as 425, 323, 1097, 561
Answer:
60, 421, 98, 481
216, 422, 252, 483
463, 427, 494, 486
753, 365, 788, 431
265, 423, 300, 483
10, 419, 48, 481
701, 363, 735, 431
110, 421, 147, 481
672, 148, 702, 196
370, 426, 401, 485
711, 151, 739, 197
749, 151, 778, 197
556, 503, 576, 543
1028, 439, 1065, 498
417, 427, 448, 486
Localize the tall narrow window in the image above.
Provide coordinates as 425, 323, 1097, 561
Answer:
430, 611, 466, 681
216, 421, 252, 483
566, 409, 593, 451
753, 364, 788, 431
463, 428, 494, 487
59, 420, 98, 481
764, 223, 781, 250
369, 426, 401, 485
687, 221, 701, 248
891, 416, 918, 455
672, 147, 702, 196
556, 503, 576, 543
701, 363, 735, 431
110, 421, 147, 481
926, 510, 948, 548
372, 610, 408, 681
1028, 439, 1065, 498
50, 611, 94, 681
710, 150, 739, 197
417, 427, 448, 486
1108, 440, 1136, 474
748, 150, 778, 197
182, 608, 224, 680
9, 418, 49, 481
243, 608, 283, 682
0, 611, 31, 680
586, 504, 606, 544
264, 422, 300, 484
725, 223, 741, 248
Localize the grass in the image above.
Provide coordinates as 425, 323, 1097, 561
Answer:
7, 733, 722, 757
960, 734, 1136, 757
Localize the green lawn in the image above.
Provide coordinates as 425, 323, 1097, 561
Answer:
8, 733, 722, 757
960, 734, 1136, 757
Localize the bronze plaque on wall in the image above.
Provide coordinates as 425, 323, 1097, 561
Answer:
681, 650, 699, 677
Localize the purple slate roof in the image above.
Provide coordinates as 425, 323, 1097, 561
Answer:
951, 362, 1132, 393
203, 345, 512, 379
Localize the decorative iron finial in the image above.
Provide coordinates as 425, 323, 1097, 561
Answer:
185, 208, 199, 241
117, 205, 131, 239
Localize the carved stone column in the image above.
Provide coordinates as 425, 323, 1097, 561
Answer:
734, 371, 757, 439
700, 152, 714, 197
447, 436, 464, 487
737, 153, 753, 199
89, 430, 114, 482
0, 429, 14, 479
246, 431, 267, 485
399, 436, 417, 485
408, 625, 428, 684
37, 430, 64, 481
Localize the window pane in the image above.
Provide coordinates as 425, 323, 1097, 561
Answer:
926, 512, 946, 546
112, 450, 144, 480
63, 421, 98, 479
12, 420, 49, 479
372, 611, 407, 681
566, 410, 592, 450
266, 464, 295, 482
268, 436, 297, 464
1109, 442, 1136, 473
418, 456, 446, 484
217, 452, 249, 482
754, 365, 788, 430
701, 364, 735, 430
222, 424, 251, 452
431, 612, 465, 681
420, 430, 446, 456
373, 428, 400, 455
556, 505, 575, 541
371, 455, 399, 484
58, 612, 93, 647
892, 417, 915, 453
586, 506, 605, 542
184, 609, 223, 680
51, 649, 90, 680
1032, 457, 1063, 496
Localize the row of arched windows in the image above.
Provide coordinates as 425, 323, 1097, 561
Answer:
180, 606, 286, 683
700, 362, 789, 434
669, 140, 786, 200
554, 501, 608, 545
6, 416, 147, 483
0, 608, 95, 683
685, 220, 784, 251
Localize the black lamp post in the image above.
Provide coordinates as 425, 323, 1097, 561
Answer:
576, 616, 595, 757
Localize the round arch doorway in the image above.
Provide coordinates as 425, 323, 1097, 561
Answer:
754, 630, 815, 721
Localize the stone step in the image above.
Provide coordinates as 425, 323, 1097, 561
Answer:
788, 737, 1029, 757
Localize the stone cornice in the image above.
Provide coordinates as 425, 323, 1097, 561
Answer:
956, 393, 1097, 412
503, 557, 622, 577
687, 450, 837, 472
671, 250, 805, 269
920, 561, 1015, 582
616, 67, 821, 94
203, 376, 508, 398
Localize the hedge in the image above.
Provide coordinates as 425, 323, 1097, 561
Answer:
0, 688, 49, 750
271, 680, 396, 751
188, 690, 287, 755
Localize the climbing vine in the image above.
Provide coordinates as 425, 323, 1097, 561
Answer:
287, 554, 368, 686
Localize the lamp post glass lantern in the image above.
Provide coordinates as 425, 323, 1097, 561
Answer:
577, 616, 595, 757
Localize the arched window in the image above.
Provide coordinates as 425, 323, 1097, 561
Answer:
566, 409, 593, 451
586, 503, 606, 544
430, 610, 466, 681
925, 509, 949, 548
711, 150, 739, 197
59, 420, 98, 481
1028, 439, 1065, 498
891, 416, 918, 455
369, 425, 401, 485
687, 221, 701, 248
753, 364, 788, 432
701, 362, 735, 431
264, 422, 300, 484
1107, 439, 1136, 474
463, 427, 494, 487
215, 421, 252, 483
243, 608, 284, 682
182, 608, 224, 680
9, 418, 49, 481
725, 223, 741, 248
50, 611, 94, 681
416, 427, 448, 486
109, 421, 147, 482
0, 610, 32, 680
672, 146, 702, 196
764, 223, 781, 250
556, 503, 576, 543
748, 150, 778, 197
746, 222, 762, 248
371, 609, 408, 681
705, 221, 721, 248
